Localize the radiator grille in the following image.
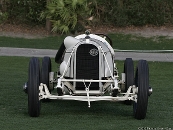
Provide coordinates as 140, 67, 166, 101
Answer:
76, 44, 99, 90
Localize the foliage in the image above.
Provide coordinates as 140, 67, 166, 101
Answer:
91, 0, 173, 26
1, 0, 173, 31
6, 0, 46, 24
0, 12, 8, 24
40, 0, 92, 34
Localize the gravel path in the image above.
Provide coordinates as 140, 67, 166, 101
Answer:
0, 47, 173, 62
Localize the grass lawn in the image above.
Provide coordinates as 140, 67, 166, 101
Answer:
0, 36, 66, 49
0, 56, 173, 130
1, 33, 173, 50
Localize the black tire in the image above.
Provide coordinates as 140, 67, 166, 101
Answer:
133, 60, 149, 120
28, 57, 41, 117
41, 56, 52, 91
124, 58, 134, 105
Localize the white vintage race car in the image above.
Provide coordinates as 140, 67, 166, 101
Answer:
24, 30, 152, 119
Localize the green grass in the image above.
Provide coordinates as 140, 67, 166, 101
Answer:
109, 34, 173, 50
1, 33, 173, 50
0, 36, 66, 49
0, 56, 173, 130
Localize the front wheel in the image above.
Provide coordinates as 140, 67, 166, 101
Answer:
133, 60, 149, 120
28, 57, 41, 117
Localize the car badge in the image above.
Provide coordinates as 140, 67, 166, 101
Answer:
89, 48, 98, 56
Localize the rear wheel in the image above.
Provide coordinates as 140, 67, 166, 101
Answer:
124, 58, 134, 105
133, 60, 149, 119
41, 56, 52, 91
28, 57, 41, 117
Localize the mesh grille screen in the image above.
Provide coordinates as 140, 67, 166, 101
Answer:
76, 44, 99, 90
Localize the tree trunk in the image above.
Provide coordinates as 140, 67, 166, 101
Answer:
46, 18, 52, 32
46, 0, 51, 32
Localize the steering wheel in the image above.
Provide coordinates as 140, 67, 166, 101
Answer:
95, 33, 113, 46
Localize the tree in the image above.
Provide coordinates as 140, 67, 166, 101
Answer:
41, 0, 92, 34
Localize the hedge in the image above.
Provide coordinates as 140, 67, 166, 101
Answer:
1, 0, 173, 30
92, 0, 173, 26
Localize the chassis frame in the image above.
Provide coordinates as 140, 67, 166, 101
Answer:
39, 80, 138, 108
